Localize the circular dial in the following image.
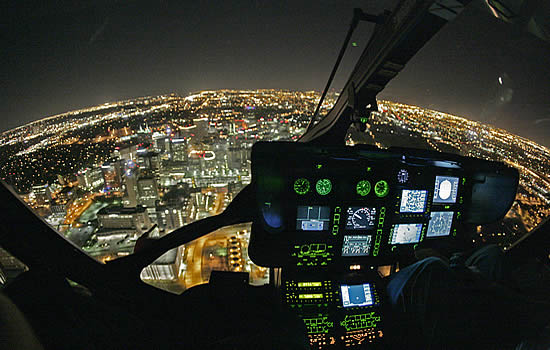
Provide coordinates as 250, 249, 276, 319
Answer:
397, 169, 409, 184
315, 178, 332, 196
351, 208, 376, 229
374, 180, 389, 197
356, 180, 371, 196
293, 178, 310, 195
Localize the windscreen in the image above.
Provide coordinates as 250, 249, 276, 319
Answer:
347, 2, 550, 250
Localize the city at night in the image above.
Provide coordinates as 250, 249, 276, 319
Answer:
1, 1, 549, 349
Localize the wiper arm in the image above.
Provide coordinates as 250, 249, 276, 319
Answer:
306, 8, 382, 132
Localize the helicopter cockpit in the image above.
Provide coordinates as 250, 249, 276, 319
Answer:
248, 141, 517, 348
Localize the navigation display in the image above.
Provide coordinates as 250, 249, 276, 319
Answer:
296, 206, 331, 231
427, 211, 454, 237
341, 235, 372, 256
400, 190, 428, 213
341, 283, 374, 308
433, 176, 459, 203
345, 207, 376, 230
390, 224, 423, 244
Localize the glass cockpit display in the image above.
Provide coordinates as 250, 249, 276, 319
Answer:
427, 211, 454, 237
341, 283, 374, 308
345, 207, 377, 230
390, 224, 423, 244
433, 176, 459, 203
399, 190, 428, 213
296, 206, 331, 231
341, 235, 372, 256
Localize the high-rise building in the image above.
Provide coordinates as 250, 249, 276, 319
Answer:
171, 138, 187, 162
152, 133, 168, 153
101, 160, 122, 190
139, 246, 184, 281
76, 168, 105, 190
123, 169, 138, 207
32, 184, 51, 206
97, 205, 151, 234
0, 247, 28, 285
113, 145, 137, 162
137, 150, 160, 172
137, 176, 159, 207
155, 205, 186, 232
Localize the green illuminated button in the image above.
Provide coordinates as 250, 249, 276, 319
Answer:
293, 178, 310, 195
316, 179, 332, 196
374, 180, 389, 197
356, 180, 371, 196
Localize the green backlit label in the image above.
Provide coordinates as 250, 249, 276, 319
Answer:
332, 206, 341, 236
299, 293, 324, 299
373, 207, 385, 256
316, 178, 332, 195
298, 282, 322, 287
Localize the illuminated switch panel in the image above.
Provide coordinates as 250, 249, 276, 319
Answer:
283, 280, 339, 305
339, 312, 381, 331
285, 280, 332, 291
309, 334, 337, 350
285, 290, 338, 305
341, 328, 383, 347
303, 315, 334, 334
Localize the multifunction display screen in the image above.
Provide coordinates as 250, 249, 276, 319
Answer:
341, 235, 372, 257
427, 211, 454, 237
345, 207, 377, 230
400, 190, 428, 213
341, 283, 374, 308
390, 223, 423, 244
433, 176, 459, 203
296, 206, 331, 231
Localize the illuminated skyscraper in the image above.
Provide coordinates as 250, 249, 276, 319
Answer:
101, 160, 123, 190
32, 184, 51, 206
137, 176, 159, 207
171, 138, 187, 162
76, 168, 105, 190
123, 165, 138, 207
97, 205, 151, 234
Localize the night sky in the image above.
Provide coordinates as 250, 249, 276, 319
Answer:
2, 1, 550, 146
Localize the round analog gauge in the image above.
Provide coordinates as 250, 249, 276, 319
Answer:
293, 178, 310, 195
351, 208, 376, 229
356, 180, 371, 196
397, 169, 409, 184
315, 178, 332, 196
374, 180, 389, 197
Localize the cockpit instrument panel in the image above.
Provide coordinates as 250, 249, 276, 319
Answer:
250, 142, 518, 268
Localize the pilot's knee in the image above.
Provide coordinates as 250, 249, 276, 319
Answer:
466, 244, 505, 281
387, 257, 451, 305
